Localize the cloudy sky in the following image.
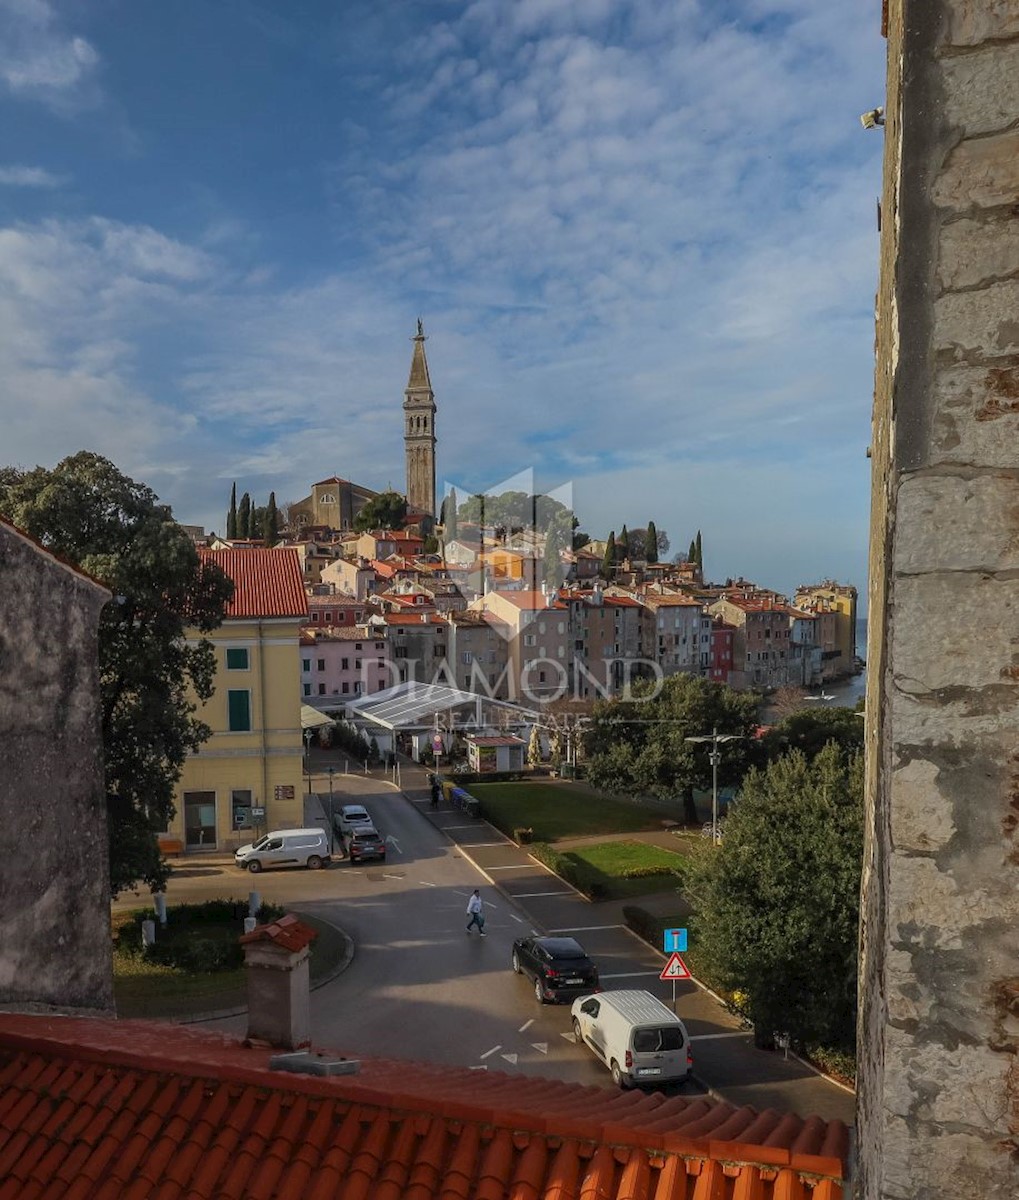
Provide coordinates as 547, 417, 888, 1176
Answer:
0, 0, 886, 597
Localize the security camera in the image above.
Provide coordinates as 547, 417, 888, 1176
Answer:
860, 106, 885, 130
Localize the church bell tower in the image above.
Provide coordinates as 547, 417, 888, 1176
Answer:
403, 319, 436, 518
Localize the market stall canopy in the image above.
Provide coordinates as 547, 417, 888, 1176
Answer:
346, 681, 536, 732
301, 704, 335, 730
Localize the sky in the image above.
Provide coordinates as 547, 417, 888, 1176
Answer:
0, 0, 886, 598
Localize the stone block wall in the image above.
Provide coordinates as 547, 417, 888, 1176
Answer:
860, 2, 1019, 1196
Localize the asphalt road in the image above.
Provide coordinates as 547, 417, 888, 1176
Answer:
120, 771, 856, 1122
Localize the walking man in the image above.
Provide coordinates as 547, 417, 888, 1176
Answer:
465, 888, 485, 935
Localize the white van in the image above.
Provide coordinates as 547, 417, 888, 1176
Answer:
234, 829, 331, 874
570, 989, 693, 1089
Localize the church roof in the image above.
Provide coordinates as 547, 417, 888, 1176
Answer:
406, 323, 433, 392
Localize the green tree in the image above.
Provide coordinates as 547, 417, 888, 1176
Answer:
0, 453, 233, 895
262, 492, 279, 546
758, 706, 865, 764
618, 525, 630, 562
645, 521, 659, 564
601, 531, 616, 579
688, 537, 696, 563
691, 745, 863, 1050
227, 482, 237, 539
238, 492, 251, 539
695, 529, 703, 569
442, 488, 459, 539
354, 490, 408, 532
586, 675, 760, 824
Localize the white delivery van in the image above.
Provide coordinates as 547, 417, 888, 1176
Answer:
234, 829, 331, 873
570, 989, 693, 1088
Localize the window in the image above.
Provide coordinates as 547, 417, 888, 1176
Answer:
318, 683, 326, 695
302, 657, 311, 673
227, 690, 251, 732
311, 611, 320, 623
355, 659, 361, 669
524, 634, 536, 647
226, 647, 249, 670
375, 642, 384, 650
303, 683, 311, 697
539, 621, 547, 634
462, 652, 473, 663
355, 642, 363, 651
557, 622, 565, 634
377, 657, 384, 667
539, 670, 546, 683
341, 657, 349, 670
342, 682, 350, 694
324, 611, 333, 623
317, 658, 325, 671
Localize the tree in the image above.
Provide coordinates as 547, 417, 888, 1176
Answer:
691, 745, 863, 1050
601, 531, 617, 579
585, 675, 760, 824
238, 492, 251, 539
526, 724, 543, 767
262, 492, 279, 546
688, 538, 696, 563
227, 482, 238, 539
645, 521, 659, 564
442, 488, 459, 539
0, 453, 234, 895
758, 705, 865, 764
695, 530, 703, 569
354, 490, 408, 533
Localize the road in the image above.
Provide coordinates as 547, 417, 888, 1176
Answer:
123, 770, 856, 1120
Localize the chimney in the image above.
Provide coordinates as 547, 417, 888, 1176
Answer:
240, 914, 317, 1049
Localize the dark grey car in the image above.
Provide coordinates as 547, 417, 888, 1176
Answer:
511, 935, 600, 1004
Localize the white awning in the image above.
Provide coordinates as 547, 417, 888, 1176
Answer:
301, 704, 336, 730
346, 681, 537, 731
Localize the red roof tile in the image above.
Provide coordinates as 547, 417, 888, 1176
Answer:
0, 1015, 848, 1200
239, 914, 318, 953
199, 549, 307, 619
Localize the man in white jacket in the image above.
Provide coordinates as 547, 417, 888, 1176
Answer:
465, 888, 485, 935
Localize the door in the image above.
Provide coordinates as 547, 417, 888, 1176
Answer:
184, 791, 217, 849
630, 1025, 688, 1081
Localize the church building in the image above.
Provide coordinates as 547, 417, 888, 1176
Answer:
404, 319, 437, 519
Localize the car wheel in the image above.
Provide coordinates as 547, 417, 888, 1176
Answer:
534, 978, 545, 1004
511, 950, 521, 974
306, 855, 322, 870
610, 1060, 629, 1089
246, 860, 262, 874
572, 1018, 583, 1042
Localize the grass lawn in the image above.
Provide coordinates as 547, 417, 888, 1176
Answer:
470, 780, 664, 841
559, 840, 690, 900
112, 911, 346, 1019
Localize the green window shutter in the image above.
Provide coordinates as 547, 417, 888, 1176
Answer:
226, 648, 249, 670
228, 690, 251, 731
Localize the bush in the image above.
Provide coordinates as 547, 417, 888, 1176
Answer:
114, 899, 287, 973
620, 864, 683, 881
803, 1044, 857, 1087
513, 827, 534, 844
622, 904, 661, 946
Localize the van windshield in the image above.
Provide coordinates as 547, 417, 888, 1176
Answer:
252, 837, 269, 850
633, 1026, 685, 1053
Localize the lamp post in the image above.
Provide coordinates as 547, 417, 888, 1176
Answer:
326, 766, 336, 852
303, 728, 313, 795
684, 727, 743, 845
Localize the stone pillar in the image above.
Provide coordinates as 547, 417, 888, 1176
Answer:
860, 3, 1019, 1197
240, 914, 317, 1051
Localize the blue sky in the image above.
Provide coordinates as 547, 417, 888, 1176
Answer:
0, 0, 886, 596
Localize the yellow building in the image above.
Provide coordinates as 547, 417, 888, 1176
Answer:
167, 548, 308, 854
794, 581, 858, 677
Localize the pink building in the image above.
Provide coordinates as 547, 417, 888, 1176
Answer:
300, 626, 391, 705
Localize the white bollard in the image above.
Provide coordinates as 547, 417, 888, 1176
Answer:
248, 891, 261, 918
243, 917, 257, 935
141, 920, 156, 948
154, 893, 167, 926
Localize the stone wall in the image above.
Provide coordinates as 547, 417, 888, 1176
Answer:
860, 2, 1019, 1196
0, 521, 114, 1013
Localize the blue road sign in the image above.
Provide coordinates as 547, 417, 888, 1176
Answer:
664, 927, 687, 953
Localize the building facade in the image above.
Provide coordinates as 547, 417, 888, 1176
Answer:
404, 321, 436, 518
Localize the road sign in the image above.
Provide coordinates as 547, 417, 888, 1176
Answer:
250, 806, 266, 819
664, 927, 687, 953
660, 952, 691, 981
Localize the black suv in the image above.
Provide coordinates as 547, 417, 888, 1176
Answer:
347, 825, 386, 864
511, 935, 600, 1004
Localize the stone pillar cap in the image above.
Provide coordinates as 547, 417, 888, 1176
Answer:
240, 913, 317, 953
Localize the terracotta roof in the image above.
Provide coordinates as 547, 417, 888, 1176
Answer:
238, 914, 317, 953
198, 548, 307, 619
0, 1014, 848, 1200
490, 590, 565, 611
383, 612, 445, 626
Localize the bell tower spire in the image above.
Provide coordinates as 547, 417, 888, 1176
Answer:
403, 319, 436, 518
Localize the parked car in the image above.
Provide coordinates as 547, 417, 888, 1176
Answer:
334, 804, 371, 834
347, 825, 386, 864
234, 829, 331, 874
570, 989, 692, 1089
511, 935, 599, 1004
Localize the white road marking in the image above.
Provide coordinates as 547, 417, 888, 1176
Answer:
382, 873, 403, 880
479, 1045, 501, 1060
485, 865, 536, 871
501, 1053, 518, 1065
600, 971, 662, 979
463, 841, 512, 847
469, 1065, 488, 1071
518, 1019, 535, 1033
532, 1042, 548, 1055
560, 1032, 577, 1044
548, 924, 625, 933
385, 835, 402, 853
444, 824, 481, 830
510, 914, 524, 923
512, 891, 571, 898
419, 880, 437, 887
689, 1031, 752, 1041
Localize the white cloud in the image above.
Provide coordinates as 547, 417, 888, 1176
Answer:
0, 0, 100, 109
0, 163, 64, 186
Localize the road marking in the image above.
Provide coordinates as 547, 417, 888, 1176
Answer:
382, 873, 403, 880
469, 1065, 488, 1071
518, 1019, 534, 1033
485, 865, 535, 871
512, 891, 572, 898
501, 1053, 518, 1065
689, 1031, 751, 1041
444, 824, 481, 830
532, 1042, 548, 1055
460, 840, 511, 847
560, 1032, 577, 1044
548, 924, 625, 933
600, 971, 662, 980
419, 880, 437, 887
384, 835, 402, 853
479, 1045, 501, 1060
510, 914, 524, 923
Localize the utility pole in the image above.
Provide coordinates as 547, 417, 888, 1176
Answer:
684, 727, 743, 845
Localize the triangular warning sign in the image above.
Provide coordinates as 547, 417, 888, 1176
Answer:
660, 952, 691, 981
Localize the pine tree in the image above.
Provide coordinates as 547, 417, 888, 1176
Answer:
601, 531, 617, 579
646, 520, 659, 564
695, 529, 703, 568
238, 492, 251, 539
618, 525, 630, 562
227, 482, 237, 540
263, 492, 279, 546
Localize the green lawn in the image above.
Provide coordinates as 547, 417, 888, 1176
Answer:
112, 911, 347, 1018
560, 840, 689, 900
471, 781, 663, 841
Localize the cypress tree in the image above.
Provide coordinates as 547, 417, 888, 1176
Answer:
238, 492, 251, 539
688, 538, 696, 563
264, 492, 279, 545
695, 529, 703, 568
618, 525, 630, 562
646, 520, 658, 564
445, 488, 458, 539
601, 531, 617, 579
227, 482, 238, 540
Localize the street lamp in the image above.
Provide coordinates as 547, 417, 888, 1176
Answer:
303, 728, 314, 794
326, 766, 336, 852
684, 727, 743, 846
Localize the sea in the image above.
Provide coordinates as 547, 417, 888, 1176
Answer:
824, 617, 868, 709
